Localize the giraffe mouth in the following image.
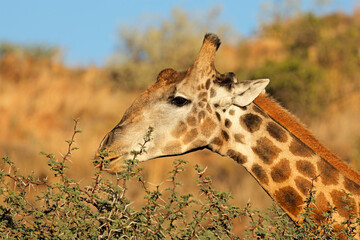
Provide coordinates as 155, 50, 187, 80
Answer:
107, 156, 122, 162
94, 152, 129, 168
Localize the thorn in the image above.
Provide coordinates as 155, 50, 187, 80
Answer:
197, 166, 208, 175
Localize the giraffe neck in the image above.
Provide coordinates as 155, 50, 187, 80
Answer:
212, 93, 360, 224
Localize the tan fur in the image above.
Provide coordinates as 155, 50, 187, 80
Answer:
254, 93, 360, 185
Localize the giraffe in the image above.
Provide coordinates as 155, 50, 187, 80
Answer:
97, 33, 360, 229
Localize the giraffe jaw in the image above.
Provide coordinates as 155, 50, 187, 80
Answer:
97, 150, 157, 173
95, 152, 130, 172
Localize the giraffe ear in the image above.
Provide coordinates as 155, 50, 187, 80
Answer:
233, 79, 270, 106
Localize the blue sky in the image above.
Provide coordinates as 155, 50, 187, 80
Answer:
0, 0, 358, 66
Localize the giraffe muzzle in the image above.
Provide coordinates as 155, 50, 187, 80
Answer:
97, 132, 120, 158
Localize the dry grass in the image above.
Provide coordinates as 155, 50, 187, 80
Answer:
310, 90, 360, 167
0, 54, 132, 181
0, 53, 271, 209
0, 43, 359, 233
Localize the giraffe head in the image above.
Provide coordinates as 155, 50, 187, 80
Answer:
97, 33, 269, 172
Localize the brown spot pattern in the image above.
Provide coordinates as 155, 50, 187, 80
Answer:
200, 117, 216, 137
274, 186, 303, 216
234, 133, 245, 143
312, 192, 330, 223
211, 137, 223, 147
271, 158, 291, 183
171, 121, 187, 138
191, 106, 197, 115
252, 137, 281, 164
229, 109, 235, 116
344, 177, 360, 195
210, 88, 216, 98
317, 159, 339, 185
221, 130, 229, 141
267, 122, 288, 143
186, 116, 197, 127
156, 68, 177, 84
251, 164, 269, 185
198, 91, 208, 100
330, 190, 357, 218
224, 119, 232, 128
333, 224, 343, 235
206, 104, 212, 113
227, 149, 247, 164
162, 140, 182, 154
205, 79, 211, 90
182, 128, 198, 145
294, 176, 312, 195
240, 113, 263, 133
289, 137, 314, 157
190, 139, 207, 149
198, 101, 206, 108
215, 112, 221, 121
296, 160, 316, 179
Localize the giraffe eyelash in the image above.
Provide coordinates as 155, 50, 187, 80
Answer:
169, 96, 191, 107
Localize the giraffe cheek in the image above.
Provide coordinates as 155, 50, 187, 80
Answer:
200, 117, 217, 138
161, 140, 183, 155
189, 139, 208, 150
182, 128, 198, 145
171, 121, 188, 138
186, 116, 197, 127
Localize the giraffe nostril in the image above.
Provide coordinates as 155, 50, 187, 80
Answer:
99, 131, 114, 151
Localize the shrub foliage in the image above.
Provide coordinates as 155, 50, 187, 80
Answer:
0, 42, 59, 61
1, 120, 360, 239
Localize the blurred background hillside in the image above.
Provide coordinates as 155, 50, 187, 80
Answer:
1, 0, 360, 234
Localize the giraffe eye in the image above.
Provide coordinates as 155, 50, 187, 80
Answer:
170, 96, 191, 107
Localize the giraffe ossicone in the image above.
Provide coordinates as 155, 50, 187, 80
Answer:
97, 33, 360, 229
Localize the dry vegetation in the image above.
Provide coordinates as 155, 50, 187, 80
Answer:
1, 7, 360, 234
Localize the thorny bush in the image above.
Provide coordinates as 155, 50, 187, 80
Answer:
0, 120, 359, 239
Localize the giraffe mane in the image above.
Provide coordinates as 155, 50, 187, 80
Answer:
254, 93, 360, 185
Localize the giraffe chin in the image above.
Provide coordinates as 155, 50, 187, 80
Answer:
95, 152, 130, 173
106, 158, 124, 173
102, 153, 161, 173
101, 156, 126, 173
